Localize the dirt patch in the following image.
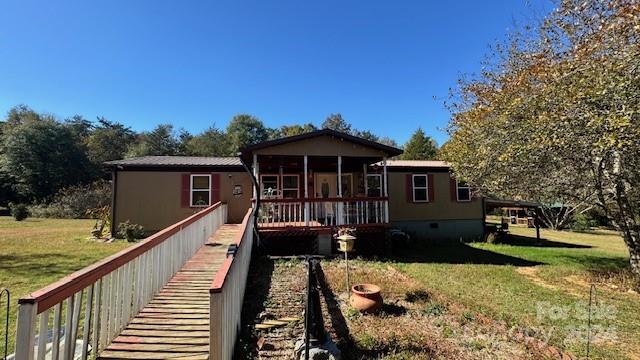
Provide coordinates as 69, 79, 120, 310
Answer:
516, 267, 585, 298
235, 258, 306, 359
518, 266, 640, 300
588, 268, 640, 295
516, 267, 559, 291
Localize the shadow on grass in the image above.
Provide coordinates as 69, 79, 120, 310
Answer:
503, 234, 592, 249
315, 264, 352, 348
393, 242, 543, 266
556, 253, 629, 271
0, 254, 86, 278
234, 256, 275, 359
380, 302, 407, 316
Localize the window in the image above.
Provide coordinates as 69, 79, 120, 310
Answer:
366, 174, 382, 197
260, 175, 279, 197
282, 174, 299, 198
457, 180, 471, 202
190, 174, 211, 207
412, 174, 428, 202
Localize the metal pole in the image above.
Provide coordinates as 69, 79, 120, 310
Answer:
345, 251, 350, 299
304, 258, 310, 360
1, 288, 9, 360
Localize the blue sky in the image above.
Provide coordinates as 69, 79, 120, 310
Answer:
0, 0, 552, 146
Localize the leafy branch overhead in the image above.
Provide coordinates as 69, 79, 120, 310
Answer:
444, 0, 640, 273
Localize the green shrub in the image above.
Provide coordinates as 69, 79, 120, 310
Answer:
116, 221, 145, 242
10, 203, 29, 221
29, 180, 111, 219
571, 213, 595, 232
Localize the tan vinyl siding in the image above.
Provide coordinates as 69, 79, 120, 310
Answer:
115, 171, 252, 232
387, 171, 483, 221
253, 135, 386, 157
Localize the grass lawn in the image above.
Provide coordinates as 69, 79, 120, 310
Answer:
0, 216, 130, 354
394, 226, 639, 359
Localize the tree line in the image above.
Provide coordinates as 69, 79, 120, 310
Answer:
443, 0, 640, 273
0, 105, 438, 206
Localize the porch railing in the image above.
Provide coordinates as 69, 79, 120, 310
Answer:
14, 203, 228, 360
209, 208, 254, 360
257, 197, 388, 228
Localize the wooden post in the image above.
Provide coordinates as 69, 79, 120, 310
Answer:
15, 303, 37, 360
304, 155, 309, 226
535, 208, 541, 241
383, 156, 389, 223
209, 292, 223, 360
363, 163, 368, 194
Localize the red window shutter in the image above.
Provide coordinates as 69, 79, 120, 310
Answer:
181, 174, 190, 208
405, 174, 413, 202
427, 174, 435, 202
211, 173, 221, 204
450, 176, 458, 202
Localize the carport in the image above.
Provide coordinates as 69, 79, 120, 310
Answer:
485, 199, 542, 240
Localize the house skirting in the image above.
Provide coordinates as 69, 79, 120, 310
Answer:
392, 219, 484, 242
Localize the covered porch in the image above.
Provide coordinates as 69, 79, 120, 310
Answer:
241, 129, 403, 230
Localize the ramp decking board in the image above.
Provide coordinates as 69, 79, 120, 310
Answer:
98, 224, 241, 359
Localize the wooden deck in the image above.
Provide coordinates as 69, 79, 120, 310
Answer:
98, 224, 241, 360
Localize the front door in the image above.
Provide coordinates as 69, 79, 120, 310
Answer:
315, 173, 337, 198
314, 173, 353, 198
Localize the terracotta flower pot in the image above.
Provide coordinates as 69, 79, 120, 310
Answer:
350, 284, 383, 313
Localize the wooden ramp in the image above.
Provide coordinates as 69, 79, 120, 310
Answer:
98, 224, 241, 360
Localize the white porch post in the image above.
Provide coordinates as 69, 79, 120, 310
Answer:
337, 155, 343, 225
252, 153, 258, 199
383, 156, 389, 223
304, 155, 309, 226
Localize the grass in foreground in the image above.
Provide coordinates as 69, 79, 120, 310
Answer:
394, 226, 639, 359
0, 216, 130, 354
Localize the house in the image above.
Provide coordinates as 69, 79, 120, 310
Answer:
106, 129, 485, 253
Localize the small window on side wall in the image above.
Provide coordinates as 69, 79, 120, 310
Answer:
457, 180, 471, 202
412, 174, 429, 202
191, 174, 211, 207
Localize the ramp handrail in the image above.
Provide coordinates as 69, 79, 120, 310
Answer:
14, 202, 227, 360
209, 208, 254, 360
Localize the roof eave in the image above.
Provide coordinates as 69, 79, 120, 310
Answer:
239, 129, 403, 157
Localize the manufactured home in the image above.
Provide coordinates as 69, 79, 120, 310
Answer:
106, 129, 484, 253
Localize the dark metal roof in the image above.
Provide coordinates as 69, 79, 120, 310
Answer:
376, 160, 450, 168
485, 198, 541, 208
105, 156, 243, 168
239, 129, 403, 157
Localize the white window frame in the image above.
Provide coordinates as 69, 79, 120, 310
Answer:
259, 174, 280, 197
412, 174, 429, 203
281, 174, 300, 198
366, 174, 383, 197
190, 174, 211, 207
456, 180, 471, 202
